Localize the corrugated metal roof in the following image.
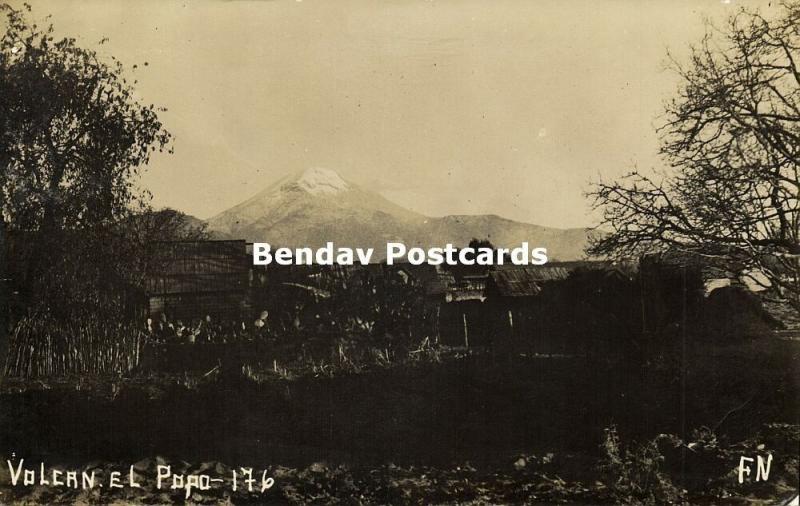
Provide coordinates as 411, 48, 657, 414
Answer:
146, 240, 248, 295
488, 266, 570, 297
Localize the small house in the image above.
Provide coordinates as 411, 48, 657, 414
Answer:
145, 240, 250, 321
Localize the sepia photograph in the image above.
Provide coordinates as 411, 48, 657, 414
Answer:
0, 1, 798, 504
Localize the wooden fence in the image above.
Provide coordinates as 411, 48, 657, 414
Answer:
4, 316, 144, 378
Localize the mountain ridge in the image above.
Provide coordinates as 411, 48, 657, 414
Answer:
206, 168, 593, 261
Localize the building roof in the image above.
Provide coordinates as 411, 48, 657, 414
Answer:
488, 266, 571, 297
146, 240, 248, 295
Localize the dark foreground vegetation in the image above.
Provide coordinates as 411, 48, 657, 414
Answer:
1, 333, 798, 505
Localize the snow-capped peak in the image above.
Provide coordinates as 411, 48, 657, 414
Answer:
291, 167, 350, 195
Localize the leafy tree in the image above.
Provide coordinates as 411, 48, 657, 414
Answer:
0, 3, 172, 310
467, 238, 495, 251
589, 3, 800, 308
445, 238, 495, 278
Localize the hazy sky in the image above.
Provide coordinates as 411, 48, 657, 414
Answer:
8, 0, 779, 228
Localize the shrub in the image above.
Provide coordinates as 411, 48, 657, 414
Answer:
598, 425, 685, 505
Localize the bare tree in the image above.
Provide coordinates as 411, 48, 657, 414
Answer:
589, 2, 800, 308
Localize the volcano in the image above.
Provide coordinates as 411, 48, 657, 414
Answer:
207, 168, 593, 261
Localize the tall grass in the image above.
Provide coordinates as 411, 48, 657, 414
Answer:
4, 315, 144, 378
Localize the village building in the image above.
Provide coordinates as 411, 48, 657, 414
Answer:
145, 240, 251, 321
